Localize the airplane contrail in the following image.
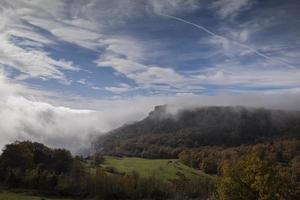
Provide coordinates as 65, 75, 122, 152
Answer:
158, 13, 293, 68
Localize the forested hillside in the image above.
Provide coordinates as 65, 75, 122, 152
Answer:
1, 140, 299, 199
0, 141, 200, 199
93, 106, 300, 158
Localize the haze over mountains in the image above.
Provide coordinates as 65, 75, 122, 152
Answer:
1, 89, 300, 154
93, 105, 300, 158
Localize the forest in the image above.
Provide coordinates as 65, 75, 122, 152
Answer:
0, 139, 299, 199
93, 106, 300, 158
0, 141, 213, 199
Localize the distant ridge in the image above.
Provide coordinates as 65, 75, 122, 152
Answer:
93, 106, 300, 158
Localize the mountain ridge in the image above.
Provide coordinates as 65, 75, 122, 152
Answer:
93, 105, 300, 158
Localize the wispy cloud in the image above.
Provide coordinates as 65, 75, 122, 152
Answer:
95, 36, 188, 92
105, 83, 131, 93
147, 0, 200, 15
212, 0, 254, 19
158, 13, 295, 68
0, 2, 80, 81
192, 60, 300, 87
0, 34, 77, 81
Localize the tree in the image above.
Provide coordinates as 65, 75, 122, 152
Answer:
217, 154, 283, 200
51, 149, 73, 174
0, 141, 34, 171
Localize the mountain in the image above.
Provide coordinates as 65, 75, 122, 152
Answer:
93, 105, 300, 158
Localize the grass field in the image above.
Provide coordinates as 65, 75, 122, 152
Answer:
0, 191, 73, 200
99, 156, 209, 181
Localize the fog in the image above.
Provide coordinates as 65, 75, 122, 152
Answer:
1, 73, 300, 154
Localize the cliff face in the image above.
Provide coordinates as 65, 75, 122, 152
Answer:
92, 106, 300, 158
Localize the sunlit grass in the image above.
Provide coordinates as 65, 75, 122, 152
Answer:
101, 156, 210, 181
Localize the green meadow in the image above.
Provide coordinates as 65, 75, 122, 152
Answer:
100, 156, 209, 181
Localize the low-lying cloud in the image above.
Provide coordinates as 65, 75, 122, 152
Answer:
1, 92, 300, 154
1, 70, 300, 154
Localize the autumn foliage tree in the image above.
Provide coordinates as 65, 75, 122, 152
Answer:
0, 141, 73, 188
216, 154, 295, 200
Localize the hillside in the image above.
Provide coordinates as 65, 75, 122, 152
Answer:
99, 156, 209, 182
93, 106, 300, 158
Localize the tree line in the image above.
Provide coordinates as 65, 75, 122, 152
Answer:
179, 139, 300, 199
1, 140, 299, 199
0, 141, 214, 199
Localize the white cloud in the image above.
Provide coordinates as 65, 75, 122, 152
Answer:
103, 37, 145, 61
0, 71, 99, 153
95, 35, 187, 91
105, 83, 131, 93
147, 0, 200, 15
0, 71, 51, 97
239, 29, 250, 42
0, 0, 201, 93
96, 55, 186, 90
213, 0, 254, 19
50, 26, 103, 50
2, 0, 188, 89
91, 86, 101, 90
0, 34, 77, 80
0, 95, 99, 153
206, 35, 254, 57
129, 66, 184, 86
96, 56, 145, 74
0, 2, 79, 81
77, 79, 87, 85
192, 59, 300, 87
2, 89, 300, 154
97, 29, 300, 93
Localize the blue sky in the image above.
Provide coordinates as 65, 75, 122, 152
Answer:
1, 0, 300, 102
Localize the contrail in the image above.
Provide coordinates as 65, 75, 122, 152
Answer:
158, 13, 293, 68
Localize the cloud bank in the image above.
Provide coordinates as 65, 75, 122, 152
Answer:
1, 71, 300, 154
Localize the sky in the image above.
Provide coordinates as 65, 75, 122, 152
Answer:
0, 0, 300, 153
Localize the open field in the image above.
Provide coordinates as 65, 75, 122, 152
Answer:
99, 156, 210, 181
0, 191, 73, 200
